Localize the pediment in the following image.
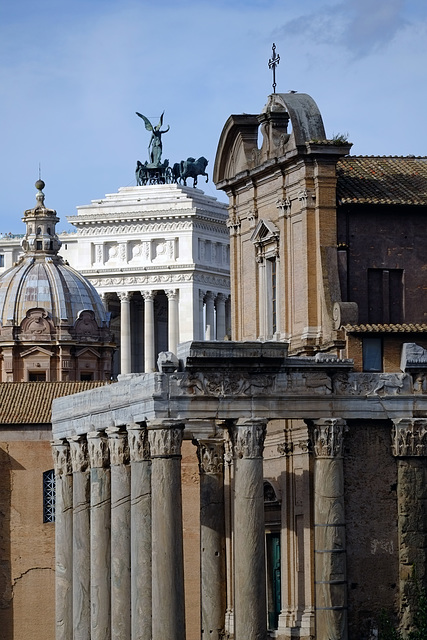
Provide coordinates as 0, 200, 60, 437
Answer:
20, 346, 53, 359
251, 219, 279, 244
75, 347, 100, 359
213, 114, 259, 185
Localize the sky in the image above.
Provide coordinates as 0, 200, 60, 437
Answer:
0, 0, 426, 233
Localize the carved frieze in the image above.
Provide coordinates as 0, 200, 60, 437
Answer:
70, 436, 89, 473
175, 372, 276, 397
87, 431, 109, 469
148, 423, 184, 457
392, 419, 427, 457
52, 439, 72, 476
230, 420, 267, 459
195, 440, 224, 474
311, 418, 347, 458
333, 372, 411, 396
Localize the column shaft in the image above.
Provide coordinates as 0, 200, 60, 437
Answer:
205, 291, 215, 340
149, 423, 186, 640
88, 432, 111, 640
197, 439, 226, 640
143, 291, 157, 372
231, 420, 267, 640
312, 419, 348, 640
166, 289, 179, 355
119, 292, 132, 375
52, 440, 73, 640
215, 294, 226, 341
70, 436, 91, 640
128, 426, 152, 640
108, 428, 131, 640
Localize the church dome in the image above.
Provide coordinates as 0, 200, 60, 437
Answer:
0, 181, 108, 330
0, 181, 113, 383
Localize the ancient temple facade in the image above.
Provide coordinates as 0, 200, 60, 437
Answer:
50, 91, 427, 640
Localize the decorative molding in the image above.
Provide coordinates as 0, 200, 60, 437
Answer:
392, 419, 427, 457
276, 197, 291, 218
117, 291, 132, 303
148, 422, 184, 457
70, 436, 89, 473
277, 441, 293, 457
230, 420, 267, 459
311, 418, 347, 458
52, 439, 72, 476
107, 428, 130, 465
176, 372, 275, 397
87, 431, 110, 468
195, 440, 224, 474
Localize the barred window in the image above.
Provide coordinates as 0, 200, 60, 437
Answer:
43, 469, 56, 523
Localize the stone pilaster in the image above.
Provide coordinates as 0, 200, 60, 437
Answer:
311, 418, 348, 640
107, 427, 131, 640
128, 424, 152, 640
148, 421, 186, 640
392, 418, 427, 633
230, 419, 268, 640
87, 431, 111, 640
118, 292, 132, 375
143, 290, 157, 372
52, 439, 73, 640
195, 438, 226, 640
70, 435, 91, 640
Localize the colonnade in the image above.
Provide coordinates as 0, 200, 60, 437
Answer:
52, 418, 267, 640
116, 289, 231, 375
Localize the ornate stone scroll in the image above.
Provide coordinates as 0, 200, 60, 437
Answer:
52, 438, 72, 476
70, 435, 89, 473
196, 440, 224, 475
127, 424, 150, 462
392, 418, 427, 457
107, 427, 130, 466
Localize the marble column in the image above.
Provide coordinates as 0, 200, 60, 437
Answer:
205, 291, 215, 340
69, 435, 91, 640
392, 418, 427, 632
52, 439, 73, 640
165, 289, 179, 355
215, 293, 226, 341
143, 290, 157, 372
87, 431, 111, 640
230, 419, 267, 640
311, 418, 348, 640
118, 292, 132, 375
195, 439, 226, 640
199, 289, 206, 340
128, 424, 152, 640
107, 427, 131, 640
148, 421, 186, 640
225, 295, 231, 338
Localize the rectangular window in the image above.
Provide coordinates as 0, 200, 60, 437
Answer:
80, 372, 94, 381
29, 372, 46, 381
0, 254, 4, 267
362, 337, 383, 372
266, 532, 281, 630
43, 469, 55, 523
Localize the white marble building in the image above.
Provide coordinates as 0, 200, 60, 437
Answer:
0, 184, 231, 376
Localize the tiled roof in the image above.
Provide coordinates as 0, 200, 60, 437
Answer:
0, 381, 110, 425
337, 156, 427, 206
344, 323, 427, 333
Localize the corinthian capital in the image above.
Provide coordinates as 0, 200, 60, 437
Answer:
147, 421, 184, 457
70, 435, 89, 473
230, 419, 267, 459
52, 439, 71, 476
311, 418, 347, 458
107, 427, 130, 465
195, 439, 224, 474
127, 425, 150, 462
392, 418, 427, 457
87, 431, 109, 469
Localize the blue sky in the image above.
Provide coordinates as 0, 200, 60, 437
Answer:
1, 0, 426, 232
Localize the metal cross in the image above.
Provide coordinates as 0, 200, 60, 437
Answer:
268, 43, 280, 94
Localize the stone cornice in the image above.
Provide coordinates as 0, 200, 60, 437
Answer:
68, 218, 229, 237
86, 269, 230, 289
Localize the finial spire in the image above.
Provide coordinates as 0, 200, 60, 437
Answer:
268, 43, 280, 94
